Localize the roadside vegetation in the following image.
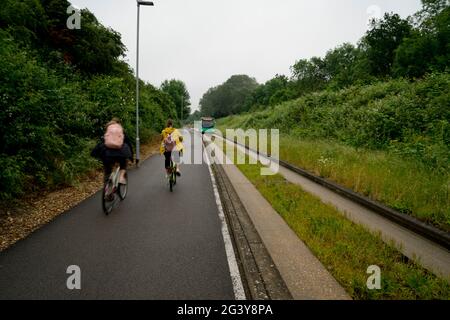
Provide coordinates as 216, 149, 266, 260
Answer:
208, 0, 450, 231
219, 141, 450, 299
200, 1, 450, 119
0, 0, 190, 201
207, 0, 450, 298
216, 74, 450, 231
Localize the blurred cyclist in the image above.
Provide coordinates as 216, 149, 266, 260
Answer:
160, 119, 184, 177
91, 118, 133, 184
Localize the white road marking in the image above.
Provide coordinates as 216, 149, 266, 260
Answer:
201, 134, 246, 300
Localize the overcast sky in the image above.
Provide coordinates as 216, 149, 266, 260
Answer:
70, 0, 422, 112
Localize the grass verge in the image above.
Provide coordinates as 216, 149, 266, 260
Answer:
218, 140, 450, 299
216, 122, 450, 232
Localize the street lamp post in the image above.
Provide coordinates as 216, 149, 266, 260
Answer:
136, 0, 154, 167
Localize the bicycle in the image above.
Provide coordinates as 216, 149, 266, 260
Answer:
102, 164, 128, 215
167, 156, 177, 192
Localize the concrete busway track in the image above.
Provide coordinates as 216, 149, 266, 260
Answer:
203, 135, 350, 300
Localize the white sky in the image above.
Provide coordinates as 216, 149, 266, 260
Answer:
70, 0, 422, 112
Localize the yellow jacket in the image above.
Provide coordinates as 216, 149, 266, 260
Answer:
160, 127, 184, 154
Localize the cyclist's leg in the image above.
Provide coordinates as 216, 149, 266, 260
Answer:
103, 157, 114, 183
118, 157, 127, 184
174, 150, 182, 176
164, 151, 171, 175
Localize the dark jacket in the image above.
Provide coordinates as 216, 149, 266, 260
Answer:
91, 134, 134, 161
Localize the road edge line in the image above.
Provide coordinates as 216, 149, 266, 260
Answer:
202, 142, 246, 300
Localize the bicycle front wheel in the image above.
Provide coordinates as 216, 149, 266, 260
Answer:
102, 180, 115, 215
119, 173, 128, 200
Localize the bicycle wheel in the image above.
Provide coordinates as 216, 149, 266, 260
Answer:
168, 160, 174, 192
118, 172, 128, 200
102, 180, 115, 215
173, 164, 177, 186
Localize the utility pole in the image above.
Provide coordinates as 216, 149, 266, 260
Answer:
135, 0, 154, 167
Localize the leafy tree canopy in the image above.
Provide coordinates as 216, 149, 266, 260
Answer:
199, 75, 258, 118
161, 79, 191, 120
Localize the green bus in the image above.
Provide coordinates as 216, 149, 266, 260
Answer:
201, 117, 215, 134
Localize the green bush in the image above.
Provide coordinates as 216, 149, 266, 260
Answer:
0, 21, 177, 200
218, 74, 450, 171
0, 156, 26, 200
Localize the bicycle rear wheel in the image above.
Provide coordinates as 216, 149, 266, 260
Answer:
102, 180, 115, 215
169, 170, 175, 192
173, 164, 177, 186
168, 160, 175, 192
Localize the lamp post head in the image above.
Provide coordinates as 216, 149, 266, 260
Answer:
137, 0, 154, 6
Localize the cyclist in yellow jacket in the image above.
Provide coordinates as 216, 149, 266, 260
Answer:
160, 119, 184, 177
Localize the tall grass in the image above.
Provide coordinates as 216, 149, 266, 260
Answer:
278, 137, 450, 231
216, 74, 450, 231
219, 141, 450, 299
239, 160, 450, 300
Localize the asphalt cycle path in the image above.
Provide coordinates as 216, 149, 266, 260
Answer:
0, 131, 238, 299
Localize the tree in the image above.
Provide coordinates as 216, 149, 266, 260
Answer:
323, 43, 372, 88
415, 0, 450, 29
291, 57, 328, 94
393, 0, 450, 78
0, 0, 180, 199
246, 74, 292, 108
362, 13, 413, 77
393, 1, 450, 77
393, 31, 438, 78
0, 0, 53, 48
161, 79, 191, 120
186, 110, 202, 123
70, 10, 126, 74
199, 75, 258, 118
